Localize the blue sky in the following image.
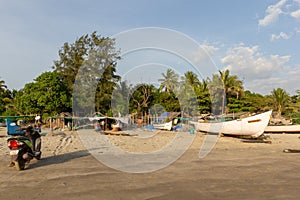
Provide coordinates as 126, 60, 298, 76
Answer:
0, 0, 300, 95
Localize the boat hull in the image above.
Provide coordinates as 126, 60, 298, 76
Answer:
264, 125, 300, 133
191, 111, 272, 137
153, 121, 172, 131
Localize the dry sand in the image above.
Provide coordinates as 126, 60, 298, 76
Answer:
1, 127, 300, 199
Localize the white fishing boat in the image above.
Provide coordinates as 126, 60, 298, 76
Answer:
190, 110, 272, 137
153, 121, 173, 131
264, 124, 300, 133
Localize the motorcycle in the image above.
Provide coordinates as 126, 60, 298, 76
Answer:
6, 119, 42, 170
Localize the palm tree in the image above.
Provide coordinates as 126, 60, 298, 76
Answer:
0, 79, 7, 93
181, 71, 202, 95
179, 72, 200, 116
219, 69, 244, 99
182, 71, 200, 88
0, 79, 10, 114
199, 79, 209, 93
296, 89, 300, 99
158, 69, 179, 93
208, 69, 244, 114
271, 88, 290, 117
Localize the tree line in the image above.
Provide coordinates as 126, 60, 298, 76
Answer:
1, 32, 299, 120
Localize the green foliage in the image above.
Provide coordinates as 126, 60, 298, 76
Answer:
158, 69, 179, 93
154, 91, 180, 112
270, 88, 290, 116
195, 78, 211, 114
14, 71, 71, 116
218, 69, 244, 99
207, 69, 245, 114
287, 94, 300, 117
53, 32, 119, 90
129, 84, 156, 115
111, 81, 132, 116
3, 30, 300, 118
53, 31, 120, 115
207, 73, 225, 115
179, 72, 200, 116
197, 91, 211, 114
227, 97, 248, 113
292, 118, 300, 124
0, 79, 14, 115
238, 91, 263, 112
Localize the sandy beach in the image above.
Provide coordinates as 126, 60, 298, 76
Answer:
1, 127, 300, 199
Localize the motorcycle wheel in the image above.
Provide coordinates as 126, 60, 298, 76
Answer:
35, 138, 42, 160
35, 152, 42, 160
15, 155, 26, 171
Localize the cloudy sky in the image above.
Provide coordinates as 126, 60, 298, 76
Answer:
0, 0, 300, 95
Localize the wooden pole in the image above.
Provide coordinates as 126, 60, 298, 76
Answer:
72, 113, 74, 131
50, 117, 52, 131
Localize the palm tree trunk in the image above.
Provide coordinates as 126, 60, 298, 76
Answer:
278, 105, 282, 117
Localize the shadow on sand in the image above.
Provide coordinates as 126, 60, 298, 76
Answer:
28, 150, 90, 169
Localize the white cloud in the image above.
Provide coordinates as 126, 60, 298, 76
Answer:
246, 77, 283, 94
287, 66, 300, 76
200, 44, 219, 56
291, 9, 300, 19
270, 32, 290, 41
270, 67, 300, 94
239, 69, 300, 95
220, 44, 300, 94
221, 44, 290, 79
193, 44, 219, 64
294, 0, 300, 4
258, 0, 288, 27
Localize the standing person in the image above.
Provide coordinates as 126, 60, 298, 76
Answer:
137, 118, 142, 127
100, 120, 105, 131
35, 121, 42, 133
35, 114, 41, 132
35, 115, 41, 123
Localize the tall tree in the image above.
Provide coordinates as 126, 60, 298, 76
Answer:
0, 79, 14, 115
219, 69, 244, 99
53, 32, 119, 91
153, 69, 181, 113
181, 71, 211, 114
0, 79, 7, 92
130, 84, 156, 115
111, 81, 132, 116
153, 91, 180, 113
53, 32, 120, 115
208, 73, 226, 115
209, 69, 244, 114
183, 71, 201, 89
197, 79, 211, 114
271, 88, 290, 117
179, 73, 199, 116
158, 69, 179, 93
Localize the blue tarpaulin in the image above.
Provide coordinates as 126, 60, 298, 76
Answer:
157, 112, 171, 121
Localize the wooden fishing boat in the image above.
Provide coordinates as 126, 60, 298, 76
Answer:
190, 110, 272, 138
153, 121, 173, 131
264, 124, 300, 133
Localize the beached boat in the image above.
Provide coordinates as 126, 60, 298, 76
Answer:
153, 121, 173, 131
264, 124, 300, 133
190, 110, 272, 137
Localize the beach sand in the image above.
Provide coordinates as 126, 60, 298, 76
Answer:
1, 127, 300, 199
